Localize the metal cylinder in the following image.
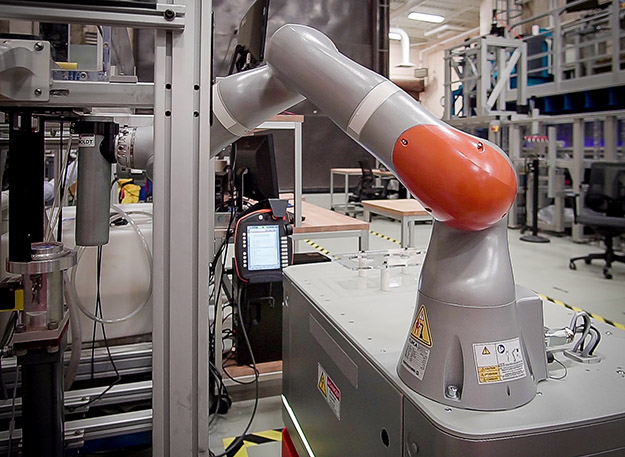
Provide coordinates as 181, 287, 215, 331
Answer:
75, 120, 118, 246
14, 242, 72, 330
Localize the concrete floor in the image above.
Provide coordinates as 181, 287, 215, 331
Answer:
208, 193, 625, 455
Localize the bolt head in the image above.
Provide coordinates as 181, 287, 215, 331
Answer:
164, 9, 176, 20
34, 88, 42, 96
48, 320, 59, 330
34, 42, 44, 51
446, 385, 459, 399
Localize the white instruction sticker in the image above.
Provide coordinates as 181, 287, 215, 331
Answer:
401, 337, 430, 381
78, 134, 96, 148
317, 363, 341, 420
473, 337, 526, 384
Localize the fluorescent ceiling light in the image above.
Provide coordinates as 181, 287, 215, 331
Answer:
388, 32, 402, 40
408, 12, 445, 23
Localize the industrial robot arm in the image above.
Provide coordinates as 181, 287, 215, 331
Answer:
211, 24, 517, 232
211, 24, 548, 412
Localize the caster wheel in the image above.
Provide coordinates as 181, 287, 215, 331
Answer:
603, 269, 612, 279
569, 262, 577, 270
584, 258, 592, 265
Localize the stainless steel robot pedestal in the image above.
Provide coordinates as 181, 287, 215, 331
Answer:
282, 262, 625, 457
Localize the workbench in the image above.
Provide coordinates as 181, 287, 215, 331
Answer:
361, 199, 431, 247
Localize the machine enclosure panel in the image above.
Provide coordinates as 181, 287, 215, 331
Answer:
283, 279, 403, 457
282, 262, 625, 457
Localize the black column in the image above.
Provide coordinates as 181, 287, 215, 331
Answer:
18, 347, 65, 457
8, 113, 45, 262
520, 158, 550, 243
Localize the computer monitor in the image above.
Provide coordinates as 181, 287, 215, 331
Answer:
231, 134, 279, 210
228, 0, 270, 74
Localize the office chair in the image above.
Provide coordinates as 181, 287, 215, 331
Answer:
569, 162, 625, 279
349, 159, 386, 203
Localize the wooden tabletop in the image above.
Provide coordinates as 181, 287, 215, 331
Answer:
293, 201, 370, 233
223, 361, 282, 378
330, 167, 394, 176
361, 199, 430, 217
267, 114, 304, 123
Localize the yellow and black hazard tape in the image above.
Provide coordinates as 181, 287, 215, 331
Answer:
538, 293, 625, 331
222, 428, 282, 457
303, 239, 335, 258
369, 230, 401, 245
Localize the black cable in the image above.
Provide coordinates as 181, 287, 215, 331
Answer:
57, 122, 72, 243
77, 246, 122, 411
210, 294, 259, 457
0, 311, 17, 349
217, 30, 238, 76
0, 312, 19, 402
7, 365, 19, 456
221, 364, 258, 385
0, 356, 7, 400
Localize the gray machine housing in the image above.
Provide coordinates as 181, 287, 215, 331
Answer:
282, 261, 625, 457
397, 220, 548, 410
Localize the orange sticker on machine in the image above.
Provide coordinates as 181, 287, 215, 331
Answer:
410, 305, 432, 348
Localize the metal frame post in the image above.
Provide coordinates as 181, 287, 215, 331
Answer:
477, 39, 489, 118
152, 0, 211, 455
571, 118, 584, 242
443, 50, 452, 120
604, 116, 617, 162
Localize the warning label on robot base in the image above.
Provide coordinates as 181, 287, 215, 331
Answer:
317, 363, 341, 420
401, 337, 430, 381
473, 337, 526, 385
410, 304, 432, 348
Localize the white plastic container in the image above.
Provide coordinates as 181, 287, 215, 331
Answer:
60, 203, 153, 342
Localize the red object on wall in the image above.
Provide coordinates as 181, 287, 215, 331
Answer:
282, 428, 299, 457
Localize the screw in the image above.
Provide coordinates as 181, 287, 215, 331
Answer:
401, 138, 408, 146
15, 323, 26, 333
477, 142, 484, 150
34, 42, 44, 51
164, 9, 176, 21
446, 385, 459, 399
48, 320, 59, 330
617, 369, 625, 377
103, 42, 109, 49
606, 331, 612, 336
444, 407, 452, 412
34, 88, 42, 96
80, 72, 88, 80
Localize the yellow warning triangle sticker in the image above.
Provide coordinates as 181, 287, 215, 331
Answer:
482, 347, 491, 355
410, 304, 433, 347
318, 373, 327, 396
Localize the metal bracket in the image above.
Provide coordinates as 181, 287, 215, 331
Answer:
0, 2, 185, 30
0, 40, 51, 102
